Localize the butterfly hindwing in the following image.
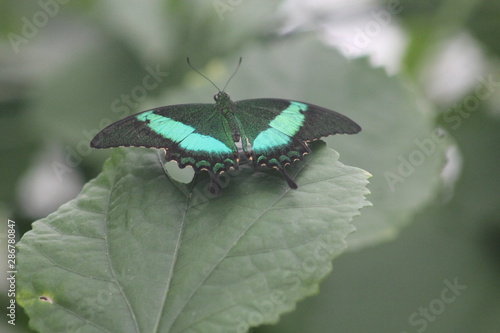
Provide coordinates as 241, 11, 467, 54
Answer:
91, 103, 239, 177
235, 98, 361, 187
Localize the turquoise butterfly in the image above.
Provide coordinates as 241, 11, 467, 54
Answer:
91, 59, 361, 194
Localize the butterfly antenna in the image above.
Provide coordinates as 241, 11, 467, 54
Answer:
222, 57, 242, 92
186, 57, 221, 91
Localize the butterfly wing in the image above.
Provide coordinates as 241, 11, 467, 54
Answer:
235, 98, 361, 188
91, 103, 239, 177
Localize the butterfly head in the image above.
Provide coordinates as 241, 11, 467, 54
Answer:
214, 91, 236, 114
214, 91, 229, 102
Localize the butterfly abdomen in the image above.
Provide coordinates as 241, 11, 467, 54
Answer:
215, 92, 241, 142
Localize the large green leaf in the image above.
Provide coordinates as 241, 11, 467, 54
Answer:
17, 143, 370, 333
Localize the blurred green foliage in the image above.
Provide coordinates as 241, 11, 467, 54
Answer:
1, 0, 499, 332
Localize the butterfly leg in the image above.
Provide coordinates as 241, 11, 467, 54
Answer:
278, 167, 298, 190
301, 141, 312, 154
208, 172, 222, 196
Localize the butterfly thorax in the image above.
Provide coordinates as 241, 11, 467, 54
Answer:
214, 91, 241, 142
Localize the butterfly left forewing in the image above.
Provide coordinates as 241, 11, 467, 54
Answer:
91, 103, 239, 183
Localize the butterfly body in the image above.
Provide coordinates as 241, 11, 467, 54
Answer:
91, 90, 361, 194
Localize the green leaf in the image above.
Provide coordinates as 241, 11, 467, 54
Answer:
17, 143, 370, 333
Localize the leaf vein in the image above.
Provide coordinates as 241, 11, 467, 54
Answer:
169, 185, 293, 331
20, 242, 114, 282
152, 186, 191, 332
102, 167, 140, 332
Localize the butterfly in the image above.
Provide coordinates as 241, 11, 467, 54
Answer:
90, 58, 361, 194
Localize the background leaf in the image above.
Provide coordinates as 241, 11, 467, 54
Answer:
17, 143, 370, 333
